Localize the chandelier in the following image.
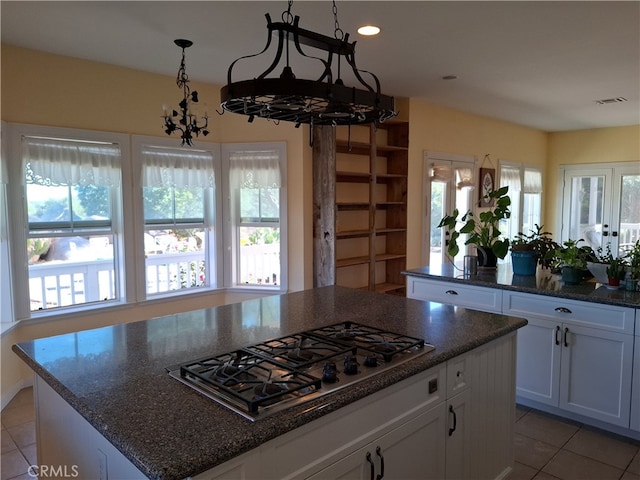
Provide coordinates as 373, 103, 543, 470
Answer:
162, 39, 209, 146
220, 1, 397, 127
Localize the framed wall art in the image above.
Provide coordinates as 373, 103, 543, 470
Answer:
478, 168, 496, 207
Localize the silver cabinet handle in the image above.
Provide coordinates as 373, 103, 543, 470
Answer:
445, 290, 458, 295
554, 307, 572, 314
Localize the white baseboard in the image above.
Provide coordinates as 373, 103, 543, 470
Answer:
1, 377, 34, 411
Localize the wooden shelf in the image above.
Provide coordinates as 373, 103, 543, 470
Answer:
337, 202, 370, 211
336, 171, 371, 183
313, 121, 409, 294
374, 282, 406, 294
375, 253, 406, 262
336, 256, 371, 268
336, 229, 371, 239
375, 228, 407, 235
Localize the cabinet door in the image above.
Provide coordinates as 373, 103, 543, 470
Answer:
516, 317, 561, 406
559, 324, 634, 427
446, 389, 472, 480
306, 402, 447, 480
631, 333, 640, 432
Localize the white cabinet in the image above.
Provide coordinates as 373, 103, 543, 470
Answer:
406, 276, 503, 313
631, 309, 640, 432
445, 389, 472, 480
306, 403, 447, 480
505, 291, 635, 427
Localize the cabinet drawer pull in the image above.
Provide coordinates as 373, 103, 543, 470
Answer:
366, 452, 375, 480
564, 327, 570, 347
375, 446, 385, 480
448, 405, 457, 436
554, 307, 572, 314
445, 290, 459, 295
555, 325, 561, 346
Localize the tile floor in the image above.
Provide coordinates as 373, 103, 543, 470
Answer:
1, 388, 639, 480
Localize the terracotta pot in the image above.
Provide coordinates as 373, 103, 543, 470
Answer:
608, 277, 620, 287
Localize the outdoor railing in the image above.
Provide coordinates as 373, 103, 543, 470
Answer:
28, 245, 281, 310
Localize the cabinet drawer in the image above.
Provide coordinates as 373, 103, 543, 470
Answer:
447, 352, 473, 397
502, 291, 635, 334
407, 277, 502, 313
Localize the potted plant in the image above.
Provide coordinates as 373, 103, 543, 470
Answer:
437, 186, 511, 268
586, 244, 615, 284
605, 256, 627, 287
510, 224, 558, 275
548, 239, 596, 285
624, 240, 640, 291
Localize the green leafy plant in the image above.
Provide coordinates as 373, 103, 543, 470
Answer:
624, 240, 640, 280
511, 224, 558, 269
606, 257, 627, 280
548, 239, 595, 271
437, 186, 511, 259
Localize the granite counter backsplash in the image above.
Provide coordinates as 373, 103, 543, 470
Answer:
403, 264, 640, 308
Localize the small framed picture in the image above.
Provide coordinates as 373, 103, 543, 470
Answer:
478, 168, 496, 207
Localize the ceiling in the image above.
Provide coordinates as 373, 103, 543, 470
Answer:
1, 1, 639, 132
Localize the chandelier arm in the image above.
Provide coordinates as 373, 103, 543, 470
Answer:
226, 13, 277, 86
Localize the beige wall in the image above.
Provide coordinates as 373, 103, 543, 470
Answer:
406, 99, 548, 268
546, 126, 640, 230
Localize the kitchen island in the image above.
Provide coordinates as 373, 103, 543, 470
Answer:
404, 265, 640, 440
13, 286, 527, 480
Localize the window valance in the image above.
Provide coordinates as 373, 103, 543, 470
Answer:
23, 136, 121, 187
142, 146, 215, 188
229, 150, 281, 188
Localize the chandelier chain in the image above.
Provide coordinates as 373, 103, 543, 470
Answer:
282, 0, 294, 24
332, 0, 344, 40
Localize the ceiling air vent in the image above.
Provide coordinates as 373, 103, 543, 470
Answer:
594, 97, 628, 105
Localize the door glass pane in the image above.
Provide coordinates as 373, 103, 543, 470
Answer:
568, 175, 605, 251
453, 187, 471, 268
618, 174, 640, 255
430, 182, 445, 267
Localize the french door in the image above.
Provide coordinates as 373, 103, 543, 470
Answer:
560, 163, 640, 256
424, 152, 475, 269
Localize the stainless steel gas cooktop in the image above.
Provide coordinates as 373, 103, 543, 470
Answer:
168, 321, 435, 421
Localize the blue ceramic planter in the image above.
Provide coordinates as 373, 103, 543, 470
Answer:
511, 250, 537, 276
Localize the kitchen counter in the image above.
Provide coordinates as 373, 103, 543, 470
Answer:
403, 264, 640, 308
13, 286, 526, 480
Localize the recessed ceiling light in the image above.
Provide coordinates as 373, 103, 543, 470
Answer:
357, 25, 381, 36
442, 75, 458, 80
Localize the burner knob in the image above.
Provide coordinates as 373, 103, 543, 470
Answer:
364, 356, 378, 367
322, 362, 338, 383
343, 356, 359, 375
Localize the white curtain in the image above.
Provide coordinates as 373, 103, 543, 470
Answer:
431, 165, 451, 182
500, 165, 522, 193
524, 168, 543, 193
229, 150, 281, 188
142, 146, 215, 188
455, 167, 474, 189
23, 136, 121, 187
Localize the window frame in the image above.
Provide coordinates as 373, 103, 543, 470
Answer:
132, 135, 222, 302
498, 161, 543, 249
221, 142, 288, 292
6, 123, 132, 321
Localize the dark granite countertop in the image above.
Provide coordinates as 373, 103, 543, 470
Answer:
13, 286, 527, 480
403, 264, 640, 308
